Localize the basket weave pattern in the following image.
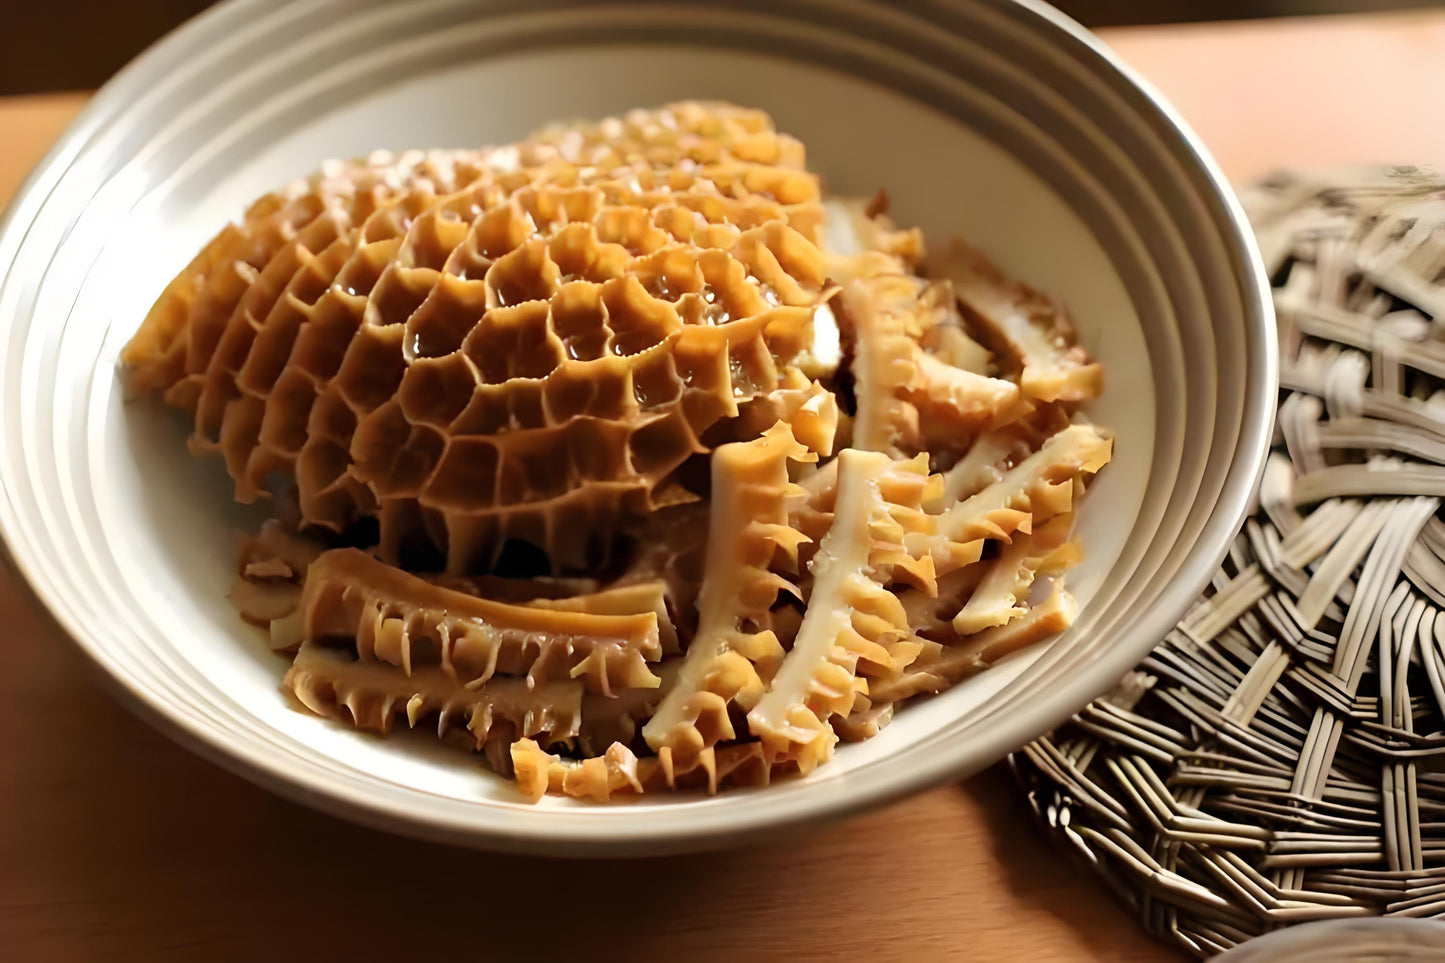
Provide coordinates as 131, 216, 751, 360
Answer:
1012, 168, 1445, 958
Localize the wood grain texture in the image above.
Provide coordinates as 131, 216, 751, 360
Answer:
5, 13, 1444, 958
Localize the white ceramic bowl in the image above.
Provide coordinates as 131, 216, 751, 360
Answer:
0, 0, 1273, 855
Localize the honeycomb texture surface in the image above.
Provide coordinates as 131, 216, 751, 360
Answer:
123, 103, 828, 570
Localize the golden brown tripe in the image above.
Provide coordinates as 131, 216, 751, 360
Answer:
126, 102, 1113, 802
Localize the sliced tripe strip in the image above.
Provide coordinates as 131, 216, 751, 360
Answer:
285, 640, 583, 745
746, 449, 935, 772
929, 429, 1029, 509
869, 579, 1078, 706
841, 260, 1025, 456
641, 422, 814, 783
951, 513, 1081, 634
529, 581, 678, 655
932, 239, 1103, 403
820, 196, 925, 274
238, 518, 327, 579
793, 458, 837, 570
920, 310, 992, 374
839, 269, 923, 454
923, 423, 1112, 571
794, 447, 985, 579
229, 578, 304, 629
229, 519, 329, 649
906, 351, 1030, 437
899, 566, 987, 640
425, 572, 601, 603
511, 738, 771, 802
301, 548, 662, 695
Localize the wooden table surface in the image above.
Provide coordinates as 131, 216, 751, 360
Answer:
5, 11, 1445, 961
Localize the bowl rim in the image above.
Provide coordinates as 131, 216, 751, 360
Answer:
0, 0, 1276, 855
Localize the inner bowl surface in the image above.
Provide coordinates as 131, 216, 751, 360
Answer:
0, 0, 1273, 855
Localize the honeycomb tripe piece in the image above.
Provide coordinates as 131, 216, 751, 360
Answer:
285, 640, 583, 746
510, 737, 772, 802
747, 449, 936, 772
300, 548, 662, 695
525, 102, 804, 162
121, 102, 835, 571
930, 239, 1104, 403
121, 149, 492, 403
519, 102, 824, 237
640, 422, 816, 784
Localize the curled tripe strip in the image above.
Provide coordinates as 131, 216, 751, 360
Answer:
906, 351, 1031, 438
747, 449, 934, 772
929, 428, 1030, 509
641, 422, 815, 783
932, 240, 1104, 403
301, 548, 662, 694
285, 640, 583, 745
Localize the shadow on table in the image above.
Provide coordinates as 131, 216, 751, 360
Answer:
2, 571, 1169, 960
959, 776, 1185, 961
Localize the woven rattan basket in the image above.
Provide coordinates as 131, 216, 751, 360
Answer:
1012, 168, 1445, 958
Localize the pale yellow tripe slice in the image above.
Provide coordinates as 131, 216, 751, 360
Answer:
841, 577, 1081, 740
930, 428, 1026, 508
924, 423, 1112, 564
871, 580, 1079, 705
841, 270, 924, 454
951, 513, 1082, 634
932, 240, 1103, 403
747, 449, 940, 772
840, 258, 1028, 455
641, 422, 817, 783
